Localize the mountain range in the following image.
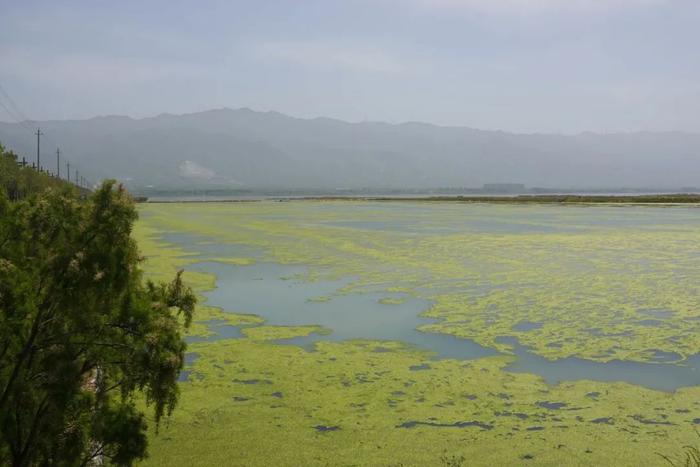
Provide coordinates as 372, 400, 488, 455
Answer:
1, 108, 699, 192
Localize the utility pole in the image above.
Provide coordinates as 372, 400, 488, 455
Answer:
35, 128, 43, 170
56, 148, 60, 178
67, 161, 70, 182
76, 169, 79, 187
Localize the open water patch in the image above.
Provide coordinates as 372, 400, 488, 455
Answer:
158, 231, 262, 261
179, 352, 200, 382
179, 256, 700, 392
512, 321, 543, 332
638, 309, 673, 319
396, 420, 493, 430
185, 319, 245, 343
189, 260, 496, 361
498, 336, 700, 392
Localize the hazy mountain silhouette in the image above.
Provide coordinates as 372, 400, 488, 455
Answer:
1, 108, 698, 191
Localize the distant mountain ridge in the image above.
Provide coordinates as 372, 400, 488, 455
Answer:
0, 108, 698, 191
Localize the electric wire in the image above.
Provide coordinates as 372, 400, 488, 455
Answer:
0, 82, 92, 188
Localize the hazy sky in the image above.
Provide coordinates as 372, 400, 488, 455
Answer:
1, 0, 698, 133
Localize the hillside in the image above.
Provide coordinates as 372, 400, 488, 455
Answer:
0, 143, 80, 200
1, 108, 699, 192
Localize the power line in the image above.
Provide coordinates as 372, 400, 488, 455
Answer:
0, 99, 21, 124
0, 84, 35, 134
0, 84, 62, 177
0, 83, 61, 175
0, 82, 95, 191
0, 84, 33, 123
0, 99, 34, 135
0, 84, 65, 172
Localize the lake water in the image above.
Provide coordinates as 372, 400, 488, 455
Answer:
150, 202, 700, 391
180, 258, 700, 391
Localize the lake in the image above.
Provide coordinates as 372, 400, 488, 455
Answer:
137, 201, 700, 467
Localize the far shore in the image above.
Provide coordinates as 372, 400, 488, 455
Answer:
142, 193, 700, 205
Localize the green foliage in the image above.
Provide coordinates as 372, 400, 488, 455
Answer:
0, 142, 76, 200
0, 181, 196, 466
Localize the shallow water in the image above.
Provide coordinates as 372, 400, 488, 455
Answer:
300, 202, 700, 234
156, 203, 700, 391
181, 258, 700, 391
185, 319, 244, 343
191, 261, 496, 360
179, 352, 200, 382
159, 231, 262, 260
498, 337, 700, 392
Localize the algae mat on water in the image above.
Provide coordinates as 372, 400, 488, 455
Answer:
135, 201, 700, 466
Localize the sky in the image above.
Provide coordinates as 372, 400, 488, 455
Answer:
0, 0, 698, 133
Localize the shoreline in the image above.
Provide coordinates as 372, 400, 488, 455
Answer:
143, 194, 700, 204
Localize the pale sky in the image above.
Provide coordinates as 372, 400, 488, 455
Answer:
1, 0, 698, 133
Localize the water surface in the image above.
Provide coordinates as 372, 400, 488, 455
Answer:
182, 259, 700, 391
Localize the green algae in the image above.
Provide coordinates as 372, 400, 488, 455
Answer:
209, 257, 256, 266
378, 297, 406, 305
144, 336, 700, 466
133, 201, 700, 466
137, 201, 700, 364
132, 222, 263, 337
307, 295, 332, 303
242, 325, 327, 341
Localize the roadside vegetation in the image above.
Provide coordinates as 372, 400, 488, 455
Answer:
0, 178, 196, 466
0, 143, 77, 200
